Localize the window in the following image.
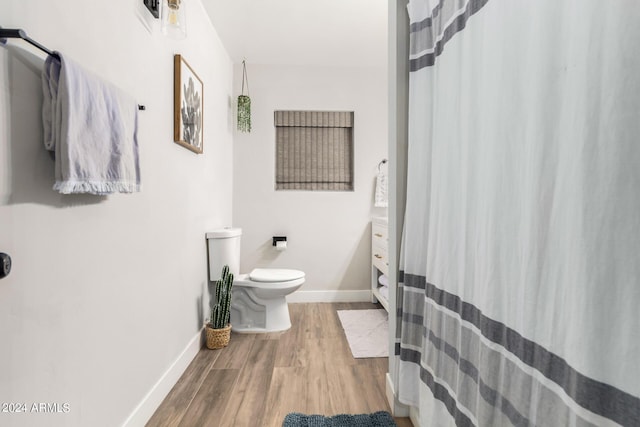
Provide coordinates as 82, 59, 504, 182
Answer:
275, 111, 354, 191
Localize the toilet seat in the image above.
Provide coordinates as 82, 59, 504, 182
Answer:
249, 268, 305, 283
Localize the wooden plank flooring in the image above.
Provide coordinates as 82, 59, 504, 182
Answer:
147, 302, 413, 427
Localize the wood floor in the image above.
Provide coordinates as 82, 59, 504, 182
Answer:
147, 302, 413, 427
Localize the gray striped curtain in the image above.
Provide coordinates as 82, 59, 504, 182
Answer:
274, 111, 353, 191
397, 1, 640, 426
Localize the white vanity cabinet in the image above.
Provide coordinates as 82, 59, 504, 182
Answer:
371, 217, 389, 312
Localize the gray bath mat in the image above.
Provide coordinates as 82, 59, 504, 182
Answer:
282, 411, 397, 426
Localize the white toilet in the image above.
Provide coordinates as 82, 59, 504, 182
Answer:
206, 228, 305, 333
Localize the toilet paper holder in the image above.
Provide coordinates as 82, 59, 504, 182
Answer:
272, 236, 287, 246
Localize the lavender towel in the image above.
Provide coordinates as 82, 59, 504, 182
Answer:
42, 52, 140, 194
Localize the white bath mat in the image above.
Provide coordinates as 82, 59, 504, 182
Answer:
337, 309, 388, 358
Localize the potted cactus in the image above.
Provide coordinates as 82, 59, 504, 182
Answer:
205, 265, 234, 349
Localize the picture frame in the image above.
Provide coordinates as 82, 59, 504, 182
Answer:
174, 54, 204, 154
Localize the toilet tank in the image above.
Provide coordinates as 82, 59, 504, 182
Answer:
206, 228, 242, 281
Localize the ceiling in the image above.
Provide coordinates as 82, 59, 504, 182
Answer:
201, 0, 388, 67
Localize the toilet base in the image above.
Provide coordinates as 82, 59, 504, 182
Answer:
230, 289, 292, 333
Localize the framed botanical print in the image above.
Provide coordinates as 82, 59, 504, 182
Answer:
174, 54, 204, 154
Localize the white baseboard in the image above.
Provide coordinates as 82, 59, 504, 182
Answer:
386, 372, 410, 417
122, 328, 203, 427
409, 405, 421, 427
287, 290, 371, 303
386, 373, 420, 426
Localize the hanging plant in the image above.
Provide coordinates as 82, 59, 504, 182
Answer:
237, 60, 251, 133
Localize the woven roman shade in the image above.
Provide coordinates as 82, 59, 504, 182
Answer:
275, 111, 354, 191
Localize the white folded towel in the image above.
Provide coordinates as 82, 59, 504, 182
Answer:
42, 52, 140, 195
379, 285, 389, 302
378, 274, 389, 288
374, 170, 388, 207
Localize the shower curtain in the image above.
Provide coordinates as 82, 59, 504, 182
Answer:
396, 1, 640, 426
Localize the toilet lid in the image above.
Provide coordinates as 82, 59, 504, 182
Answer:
249, 268, 305, 283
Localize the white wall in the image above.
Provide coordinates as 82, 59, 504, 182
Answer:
387, 0, 411, 419
232, 64, 388, 296
0, 1, 233, 426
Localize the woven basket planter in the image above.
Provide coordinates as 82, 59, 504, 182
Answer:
205, 324, 231, 349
